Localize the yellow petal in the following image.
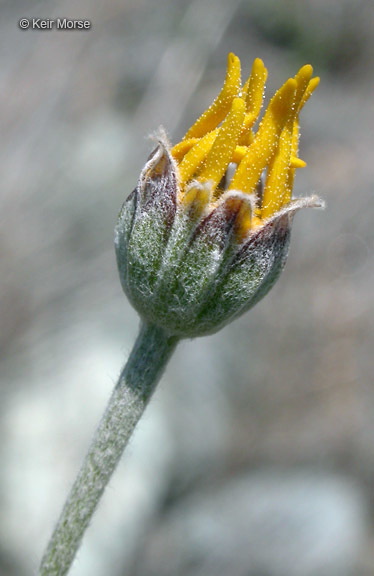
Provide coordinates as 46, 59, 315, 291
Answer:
294, 64, 313, 110
290, 156, 306, 169
261, 66, 314, 217
291, 76, 319, 168
184, 53, 241, 139
199, 97, 246, 191
239, 58, 267, 146
261, 116, 294, 219
228, 78, 297, 194
172, 138, 199, 162
300, 76, 320, 111
244, 58, 268, 116
178, 130, 217, 187
283, 74, 319, 205
232, 145, 249, 164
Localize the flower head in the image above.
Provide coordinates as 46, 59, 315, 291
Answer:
115, 54, 324, 337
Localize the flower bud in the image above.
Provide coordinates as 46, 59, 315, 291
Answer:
115, 55, 324, 338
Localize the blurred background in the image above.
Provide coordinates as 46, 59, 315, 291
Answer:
1, 0, 374, 574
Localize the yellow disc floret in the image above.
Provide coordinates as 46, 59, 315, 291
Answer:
239, 57, 268, 146
198, 97, 246, 191
171, 54, 319, 240
184, 52, 241, 139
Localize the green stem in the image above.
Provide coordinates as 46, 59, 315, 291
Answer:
39, 322, 179, 576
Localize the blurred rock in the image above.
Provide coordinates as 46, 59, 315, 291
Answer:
135, 469, 367, 576
0, 324, 174, 576
0, 322, 231, 576
164, 338, 232, 489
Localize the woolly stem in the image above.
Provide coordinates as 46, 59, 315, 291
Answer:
39, 321, 179, 576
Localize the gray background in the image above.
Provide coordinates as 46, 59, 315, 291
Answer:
1, 0, 373, 574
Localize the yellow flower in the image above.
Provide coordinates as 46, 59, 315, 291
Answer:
115, 53, 324, 337
172, 53, 320, 238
